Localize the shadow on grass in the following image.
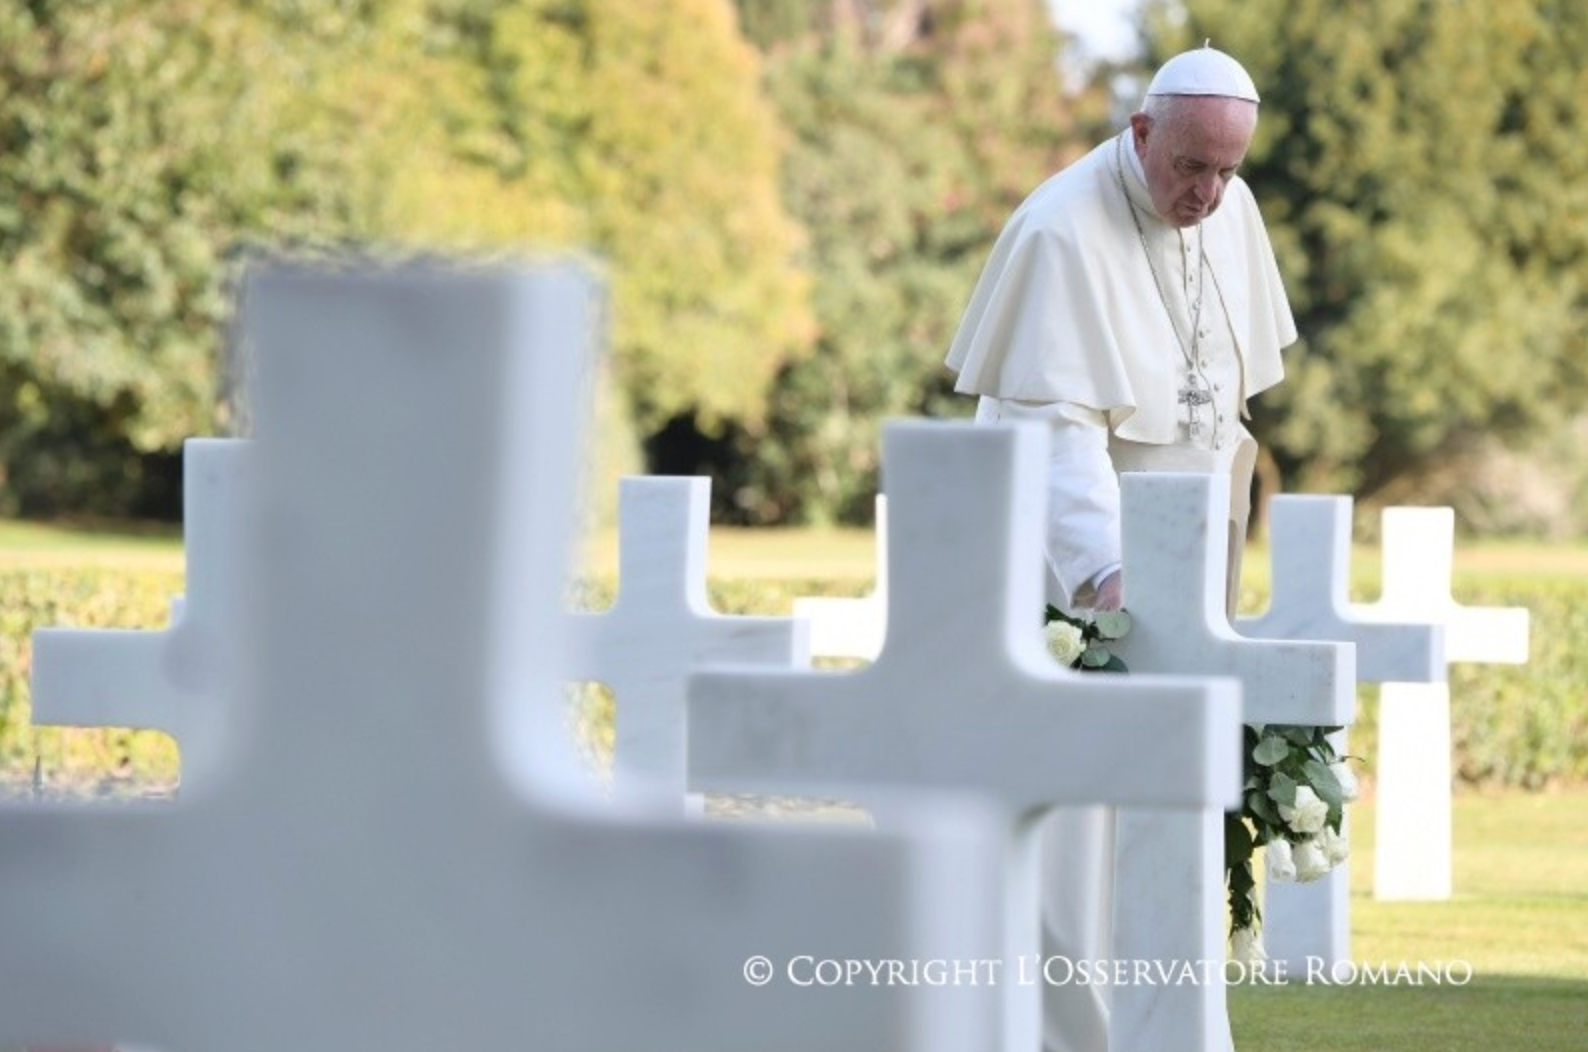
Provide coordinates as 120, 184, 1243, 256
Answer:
1230, 972, 1588, 1052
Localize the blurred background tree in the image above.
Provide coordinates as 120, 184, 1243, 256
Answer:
0, 0, 809, 523
660, 0, 1108, 523
5, 0, 1588, 536
0, 1, 358, 516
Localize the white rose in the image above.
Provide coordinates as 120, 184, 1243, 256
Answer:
1265, 838, 1296, 882
1278, 785, 1329, 835
1293, 837, 1331, 882
1320, 825, 1350, 867
1230, 924, 1267, 965
1045, 621, 1086, 666
1331, 761, 1360, 802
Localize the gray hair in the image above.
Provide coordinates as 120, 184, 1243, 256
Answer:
1138, 93, 1257, 135
1140, 93, 1193, 128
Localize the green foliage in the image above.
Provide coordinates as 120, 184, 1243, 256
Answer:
1147, 0, 1588, 501
1444, 577, 1588, 788
0, 0, 810, 520
460, 0, 813, 434
705, 0, 1109, 524
0, 2, 345, 514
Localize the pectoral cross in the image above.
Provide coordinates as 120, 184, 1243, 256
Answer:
1178, 379, 1213, 437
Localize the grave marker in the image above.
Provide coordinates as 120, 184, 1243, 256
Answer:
30, 438, 249, 788
792, 496, 887, 661
690, 421, 1243, 1052
563, 475, 808, 807
1236, 494, 1444, 971
1108, 473, 1354, 1052
1367, 507, 1529, 901
0, 263, 1001, 1052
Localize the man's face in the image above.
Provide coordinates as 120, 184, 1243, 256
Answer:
1130, 97, 1257, 228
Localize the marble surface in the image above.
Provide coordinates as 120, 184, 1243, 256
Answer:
1372, 507, 1529, 664
1237, 495, 1445, 971
1369, 507, 1530, 902
0, 263, 1002, 1052
564, 475, 807, 807
1108, 473, 1354, 1052
1239, 495, 1445, 682
690, 422, 1242, 1052
29, 438, 249, 789
792, 495, 888, 660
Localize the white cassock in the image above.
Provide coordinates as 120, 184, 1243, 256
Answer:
945, 128, 1297, 1052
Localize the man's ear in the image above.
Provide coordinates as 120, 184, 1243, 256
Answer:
1128, 112, 1152, 150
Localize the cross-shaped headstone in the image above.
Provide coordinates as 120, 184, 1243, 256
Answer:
1365, 506, 1530, 901
1107, 473, 1354, 1052
792, 495, 887, 661
563, 475, 808, 808
0, 263, 1003, 1052
30, 438, 249, 789
1236, 494, 1446, 971
689, 420, 1242, 1052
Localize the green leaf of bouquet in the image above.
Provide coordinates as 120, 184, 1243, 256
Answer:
1303, 758, 1345, 813
1093, 610, 1132, 640
1045, 604, 1064, 622
1252, 735, 1291, 766
1100, 655, 1129, 673
1080, 646, 1112, 669
1281, 725, 1314, 747
1225, 813, 1254, 868
1267, 770, 1298, 807
1246, 789, 1278, 827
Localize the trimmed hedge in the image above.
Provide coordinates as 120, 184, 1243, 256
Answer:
2, 569, 1580, 791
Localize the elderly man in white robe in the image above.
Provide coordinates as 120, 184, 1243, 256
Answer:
944, 46, 1297, 1052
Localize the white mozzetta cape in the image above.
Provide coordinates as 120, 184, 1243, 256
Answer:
945, 132, 1296, 443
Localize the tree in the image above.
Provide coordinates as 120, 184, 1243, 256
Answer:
708, 0, 1107, 523
0, 1, 357, 514
1145, 0, 1588, 515
0, 0, 812, 520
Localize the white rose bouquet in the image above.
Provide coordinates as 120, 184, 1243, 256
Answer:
1041, 604, 1359, 964
1225, 724, 1360, 961
1043, 605, 1131, 672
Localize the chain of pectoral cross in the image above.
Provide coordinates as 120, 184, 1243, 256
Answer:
1115, 133, 1219, 441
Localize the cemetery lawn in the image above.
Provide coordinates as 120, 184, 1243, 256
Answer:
0, 518, 181, 570
1228, 790, 1588, 1051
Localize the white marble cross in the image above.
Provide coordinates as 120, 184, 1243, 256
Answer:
0, 263, 1003, 1052
792, 495, 887, 661
1239, 495, 1446, 682
30, 437, 249, 789
1108, 473, 1354, 1052
1365, 507, 1530, 901
1236, 494, 1446, 971
689, 421, 1243, 1052
563, 475, 808, 807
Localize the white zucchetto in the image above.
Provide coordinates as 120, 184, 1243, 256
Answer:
1145, 44, 1260, 103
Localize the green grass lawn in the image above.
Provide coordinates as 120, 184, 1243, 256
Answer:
0, 518, 181, 569
12, 514, 1588, 586
1229, 790, 1588, 1051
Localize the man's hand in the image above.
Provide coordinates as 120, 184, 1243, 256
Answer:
1093, 569, 1124, 612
